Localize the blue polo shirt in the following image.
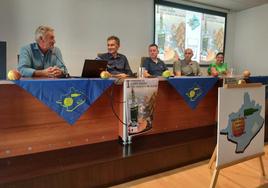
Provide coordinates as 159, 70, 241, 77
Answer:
97, 53, 132, 75
142, 57, 168, 76
17, 43, 68, 77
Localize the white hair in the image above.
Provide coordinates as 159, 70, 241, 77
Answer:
35, 25, 54, 43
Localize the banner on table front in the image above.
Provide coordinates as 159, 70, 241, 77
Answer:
167, 77, 218, 109
122, 79, 159, 141
14, 78, 114, 125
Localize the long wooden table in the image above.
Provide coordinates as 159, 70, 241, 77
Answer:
0, 79, 217, 158
0, 79, 267, 187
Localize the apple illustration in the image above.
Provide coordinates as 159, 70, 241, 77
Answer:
7, 70, 21, 80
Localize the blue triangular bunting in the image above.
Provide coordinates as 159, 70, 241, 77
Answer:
14, 78, 114, 125
167, 77, 218, 109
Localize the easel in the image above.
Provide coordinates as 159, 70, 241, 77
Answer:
208, 147, 266, 188
208, 82, 266, 188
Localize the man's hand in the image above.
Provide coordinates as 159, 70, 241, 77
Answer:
45, 66, 63, 77
33, 66, 63, 77
113, 73, 128, 78
143, 70, 151, 78
51, 66, 64, 77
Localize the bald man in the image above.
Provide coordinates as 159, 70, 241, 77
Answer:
173, 48, 201, 76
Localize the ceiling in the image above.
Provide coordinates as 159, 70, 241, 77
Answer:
183, 0, 268, 12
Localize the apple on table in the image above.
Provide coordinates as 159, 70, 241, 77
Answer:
7, 70, 21, 80
162, 70, 172, 78
100, 71, 111, 79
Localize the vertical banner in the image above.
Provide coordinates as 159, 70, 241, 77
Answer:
216, 86, 265, 167
121, 78, 159, 144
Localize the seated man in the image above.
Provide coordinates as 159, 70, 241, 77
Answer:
143, 44, 168, 77
173, 48, 201, 76
97, 36, 132, 78
18, 25, 68, 77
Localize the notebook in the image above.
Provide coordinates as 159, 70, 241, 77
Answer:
81, 59, 108, 78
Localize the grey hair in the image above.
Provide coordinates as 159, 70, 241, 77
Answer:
35, 26, 54, 43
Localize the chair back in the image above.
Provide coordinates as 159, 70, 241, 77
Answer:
140, 57, 148, 67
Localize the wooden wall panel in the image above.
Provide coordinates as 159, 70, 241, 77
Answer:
139, 80, 217, 136
0, 80, 218, 158
0, 84, 121, 158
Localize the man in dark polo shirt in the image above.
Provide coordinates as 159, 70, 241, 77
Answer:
97, 35, 132, 78
143, 44, 168, 77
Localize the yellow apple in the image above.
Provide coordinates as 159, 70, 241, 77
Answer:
100, 71, 111, 79
7, 70, 21, 80
162, 70, 171, 78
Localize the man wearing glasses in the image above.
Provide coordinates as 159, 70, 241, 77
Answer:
173, 48, 201, 76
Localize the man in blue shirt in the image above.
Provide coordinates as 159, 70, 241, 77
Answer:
143, 44, 168, 77
97, 36, 132, 78
18, 25, 68, 77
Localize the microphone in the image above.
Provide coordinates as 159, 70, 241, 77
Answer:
51, 48, 70, 78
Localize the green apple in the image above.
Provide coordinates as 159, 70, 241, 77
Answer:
162, 70, 171, 78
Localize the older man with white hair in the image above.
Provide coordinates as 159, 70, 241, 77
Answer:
18, 25, 68, 77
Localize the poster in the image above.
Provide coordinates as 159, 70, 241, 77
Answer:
216, 86, 265, 167
155, 4, 225, 64
122, 79, 159, 143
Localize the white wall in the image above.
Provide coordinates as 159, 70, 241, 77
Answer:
0, 0, 154, 76
231, 3, 268, 75
2, 0, 265, 77
224, 13, 236, 68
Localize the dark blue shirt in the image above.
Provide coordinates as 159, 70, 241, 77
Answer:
143, 57, 168, 76
98, 53, 132, 75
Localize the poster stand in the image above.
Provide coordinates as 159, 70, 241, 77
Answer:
209, 82, 266, 188
209, 151, 265, 188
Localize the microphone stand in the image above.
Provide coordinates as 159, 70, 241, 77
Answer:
52, 49, 70, 78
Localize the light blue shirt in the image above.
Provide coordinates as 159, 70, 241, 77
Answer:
17, 43, 68, 77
